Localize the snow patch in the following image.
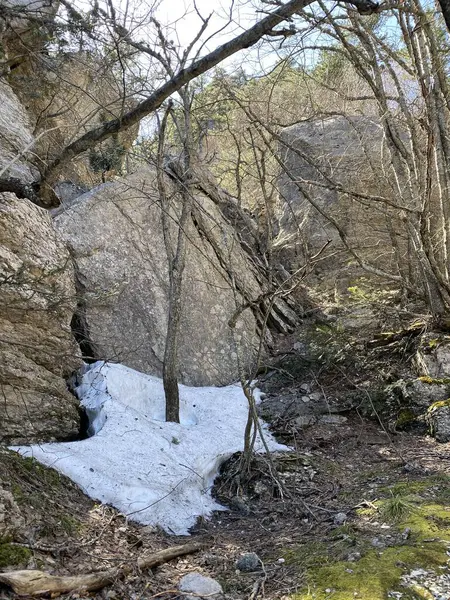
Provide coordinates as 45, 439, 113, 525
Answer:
13, 362, 288, 535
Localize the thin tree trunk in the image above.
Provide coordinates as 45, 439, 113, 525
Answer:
163, 91, 195, 423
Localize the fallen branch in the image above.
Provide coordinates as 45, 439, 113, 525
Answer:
366, 322, 426, 348
0, 541, 207, 597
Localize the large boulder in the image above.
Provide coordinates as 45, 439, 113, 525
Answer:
54, 167, 296, 386
0, 193, 81, 444
277, 116, 403, 288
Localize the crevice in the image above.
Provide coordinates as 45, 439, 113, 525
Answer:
68, 248, 98, 364
70, 310, 97, 364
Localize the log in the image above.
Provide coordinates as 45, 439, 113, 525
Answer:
0, 541, 207, 596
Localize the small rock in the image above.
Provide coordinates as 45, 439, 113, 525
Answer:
277, 558, 285, 563
402, 462, 420, 473
236, 552, 262, 572
333, 512, 348, 525
309, 392, 323, 402
140, 524, 158, 535
300, 382, 311, 393
254, 481, 268, 496
371, 537, 385, 549
401, 528, 411, 540
301, 396, 311, 403
231, 496, 250, 515
319, 415, 348, 425
347, 552, 361, 562
179, 573, 223, 600
0, 489, 24, 538
295, 415, 316, 427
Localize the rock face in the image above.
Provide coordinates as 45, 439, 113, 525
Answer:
0, 79, 39, 184
6, 51, 138, 202
277, 116, 402, 287
54, 168, 295, 386
0, 193, 81, 444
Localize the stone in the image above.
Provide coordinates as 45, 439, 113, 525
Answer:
346, 552, 361, 562
277, 116, 406, 288
415, 334, 450, 379
236, 552, 262, 572
384, 378, 449, 423
0, 193, 81, 444
427, 401, 450, 443
179, 573, 223, 600
295, 415, 317, 427
0, 79, 38, 184
0, 489, 24, 538
54, 167, 296, 386
333, 512, 348, 525
294, 342, 307, 354
7, 51, 139, 200
319, 415, 348, 425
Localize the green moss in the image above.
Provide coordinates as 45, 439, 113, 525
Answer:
427, 399, 450, 412
288, 496, 450, 600
418, 376, 450, 385
294, 544, 445, 599
396, 409, 417, 429
0, 543, 31, 568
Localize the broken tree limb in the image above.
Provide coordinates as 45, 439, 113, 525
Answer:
0, 541, 207, 596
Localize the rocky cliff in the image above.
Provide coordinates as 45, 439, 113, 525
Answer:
0, 193, 81, 444
277, 116, 403, 288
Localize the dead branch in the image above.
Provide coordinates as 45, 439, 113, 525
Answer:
0, 541, 207, 597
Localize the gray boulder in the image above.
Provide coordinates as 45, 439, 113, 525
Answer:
236, 552, 262, 572
54, 168, 295, 386
0, 193, 81, 444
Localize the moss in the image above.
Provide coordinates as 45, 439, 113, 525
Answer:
0, 543, 31, 568
294, 544, 445, 600
418, 376, 450, 385
396, 409, 417, 429
288, 493, 450, 600
427, 399, 450, 412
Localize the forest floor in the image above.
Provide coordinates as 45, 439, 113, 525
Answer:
1, 297, 450, 600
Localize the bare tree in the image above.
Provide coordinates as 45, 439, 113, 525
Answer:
1, 0, 381, 199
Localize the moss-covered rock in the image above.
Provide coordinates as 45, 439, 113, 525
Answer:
0, 542, 31, 568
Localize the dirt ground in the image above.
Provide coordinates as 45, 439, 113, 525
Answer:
1, 306, 450, 600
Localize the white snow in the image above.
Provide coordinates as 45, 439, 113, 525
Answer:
13, 361, 288, 535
